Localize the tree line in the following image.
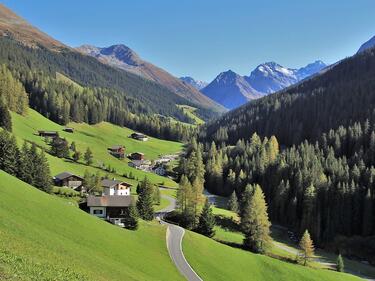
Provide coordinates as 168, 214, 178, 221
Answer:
203, 125, 375, 262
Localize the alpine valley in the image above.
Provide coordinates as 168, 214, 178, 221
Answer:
1, 2, 375, 281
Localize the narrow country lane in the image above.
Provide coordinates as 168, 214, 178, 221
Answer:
156, 189, 203, 281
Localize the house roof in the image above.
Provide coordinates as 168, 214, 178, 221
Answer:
101, 179, 132, 188
131, 132, 147, 138
54, 172, 83, 181
132, 152, 144, 156
109, 145, 124, 150
87, 195, 133, 207
38, 130, 58, 134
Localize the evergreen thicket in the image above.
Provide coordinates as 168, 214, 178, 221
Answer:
0, 38, 209, 142
203, 128, 375, 245
0, 131, 51, 192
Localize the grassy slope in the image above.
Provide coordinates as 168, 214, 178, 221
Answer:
0, 171, 183, 281
177, 105, 204, 125
11, 109, 182, 187
183, 231, 361, 281
211, 206, 375, 279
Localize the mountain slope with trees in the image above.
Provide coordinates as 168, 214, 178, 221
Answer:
77, 44, 224, 113
198, 46, 375, 263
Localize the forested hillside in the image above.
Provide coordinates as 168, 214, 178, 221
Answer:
0, 39, 200, 141
198, 47, 375, 262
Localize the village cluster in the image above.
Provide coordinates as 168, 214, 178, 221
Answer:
37, 129, 178, 227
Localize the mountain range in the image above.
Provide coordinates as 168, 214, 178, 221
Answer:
76, 44, 223, 112
195, 60, 327, 109
179, 76, 208, 90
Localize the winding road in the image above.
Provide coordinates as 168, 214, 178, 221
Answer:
156, 190, 203, 281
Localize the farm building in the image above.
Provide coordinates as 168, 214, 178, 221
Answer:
38, 130, 59, 138
53, 172, 84, 191
129, 152, 145, 161
130, 132, 148, 141
108, 145, 125, 159
63, 127, 74, 133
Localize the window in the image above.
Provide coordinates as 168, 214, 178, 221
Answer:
93, 209, 103, 215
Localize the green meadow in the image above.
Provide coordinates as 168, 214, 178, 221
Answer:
0, 171, 183, 281
11, 109, 183, 187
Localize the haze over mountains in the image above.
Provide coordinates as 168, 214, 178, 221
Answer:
195, 60, 327, 109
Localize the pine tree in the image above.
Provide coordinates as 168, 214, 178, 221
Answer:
336, 254, 344, 272
196, 198, 216, 237
33, 149, 52, 193
72, 150, 81, 162
136, 177, 154, 221
299, 230, 315, 266
50, 137, 69, 158
227, 191, 239, 212
123, 204, 139, 230
0, 102, 12, 132
240, 185, 271, 253
84, 147, 93, 165
0, 131, 19, 176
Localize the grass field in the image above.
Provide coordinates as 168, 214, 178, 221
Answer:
11, 109, 182, 187
177, 105, 205, 125
183, 230, 361, 281
211, 205, 375, 279
0, 170, 183, 281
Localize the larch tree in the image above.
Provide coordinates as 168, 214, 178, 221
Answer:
240, 184, 271, 253
336, 254, 344, 272
299, 229, 315, 266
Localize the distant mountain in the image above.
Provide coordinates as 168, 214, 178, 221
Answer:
202, 61, 326, 109
0, 4, 66, 50
245, 61, 326, 94
77, 44, 224, 112
180, 76, 208, 90
201, 70, 263, 109
357, 35, 375, 53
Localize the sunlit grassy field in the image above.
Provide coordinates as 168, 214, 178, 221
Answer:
11, 109, 182, 187
0, 171, 182, 281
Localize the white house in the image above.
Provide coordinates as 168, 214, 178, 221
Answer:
101, 179, 132, 196
87, 195, 133, 226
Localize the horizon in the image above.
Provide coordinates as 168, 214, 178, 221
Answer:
2, 0, 375, 81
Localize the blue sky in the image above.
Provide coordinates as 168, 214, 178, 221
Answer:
3, 0, 375, 81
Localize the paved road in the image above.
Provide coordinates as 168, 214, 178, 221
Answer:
157, 190, 203, 281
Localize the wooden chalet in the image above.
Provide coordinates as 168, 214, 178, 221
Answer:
108, 145, 125, 159
63, 127, 74, 133
38, 130, 59, 138
130, 132, 148, 141
54, 172, 84, 191
129, 152, 145, 161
